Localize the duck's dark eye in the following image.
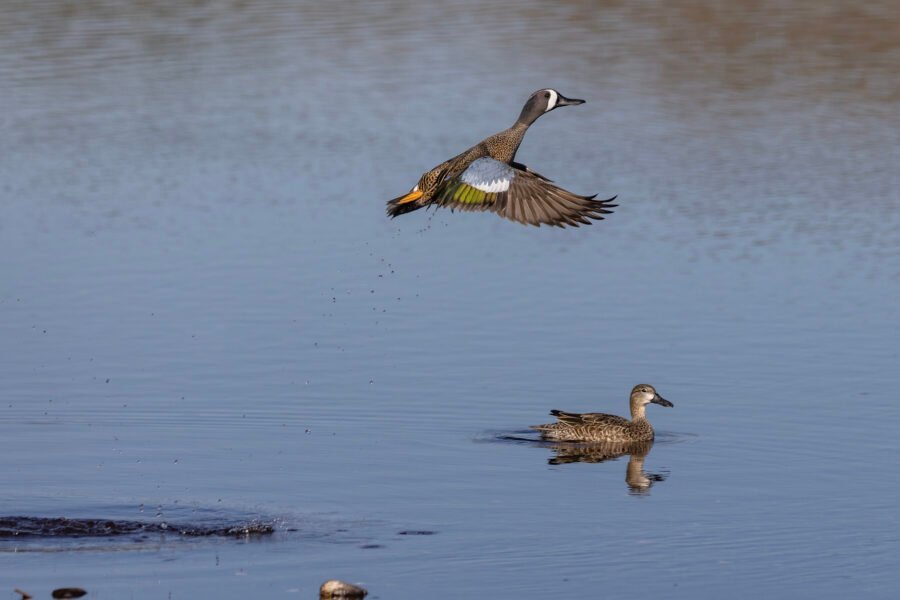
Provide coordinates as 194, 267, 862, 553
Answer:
544, 92, 550, 98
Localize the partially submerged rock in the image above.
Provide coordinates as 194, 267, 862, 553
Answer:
52, 589, 87, 599
319, 579, 367, 598
0, 516, 273, 538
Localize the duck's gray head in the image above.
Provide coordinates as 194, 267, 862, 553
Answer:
630, 384, 674, 409
517, 88, 585, 125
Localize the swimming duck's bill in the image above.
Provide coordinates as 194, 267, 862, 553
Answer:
651, 393, 674, 407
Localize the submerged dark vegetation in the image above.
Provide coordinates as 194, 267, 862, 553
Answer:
0, 516, 275, 538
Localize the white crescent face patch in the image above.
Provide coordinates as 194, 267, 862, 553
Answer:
460, 157, 514, 193
545, 89, 558, 112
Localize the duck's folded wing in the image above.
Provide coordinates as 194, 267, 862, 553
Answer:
549, 409, 588, 425
550, 410, 629, 427
434, 157, 616, 228
579, 413, 630, 427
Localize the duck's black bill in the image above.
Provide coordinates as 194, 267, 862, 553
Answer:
557, 95, 585, 107
652, 394, 674, 407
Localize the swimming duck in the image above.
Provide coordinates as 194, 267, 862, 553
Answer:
530, 384, 673, 443
386, 89, 617, 227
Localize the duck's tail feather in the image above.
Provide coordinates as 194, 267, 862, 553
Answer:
386, 189, 425, 218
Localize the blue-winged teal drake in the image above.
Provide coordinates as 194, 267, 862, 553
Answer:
531, 384, 673, 443
386, 89, 617, 228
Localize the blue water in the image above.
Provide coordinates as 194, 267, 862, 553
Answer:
2, 1, 899, 598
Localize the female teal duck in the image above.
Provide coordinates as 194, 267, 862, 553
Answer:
387, 89, 617, 228
531, 384, 673, 443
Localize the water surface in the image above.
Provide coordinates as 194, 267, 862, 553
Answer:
2, 1, 899, 598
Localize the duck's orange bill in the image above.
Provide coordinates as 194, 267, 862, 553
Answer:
395, 189, 424, 204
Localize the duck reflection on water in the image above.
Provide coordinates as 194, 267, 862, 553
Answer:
542, 440, 667, 495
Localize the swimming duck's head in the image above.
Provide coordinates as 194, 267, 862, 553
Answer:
630, 384, 674, 408
517, 89, 585, 125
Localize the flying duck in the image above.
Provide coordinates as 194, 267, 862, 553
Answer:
530, 384, 673, 443
386, 89, 617, 228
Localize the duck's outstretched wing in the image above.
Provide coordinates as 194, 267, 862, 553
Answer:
433, 157, 616, 228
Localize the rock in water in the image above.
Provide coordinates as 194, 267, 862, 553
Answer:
52, 589, 87, 599
319, 579, 367, 598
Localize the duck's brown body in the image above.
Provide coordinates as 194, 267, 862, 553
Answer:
387, 89, 617, 228
535, 410, 656, 443
401, 123, 528, 201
